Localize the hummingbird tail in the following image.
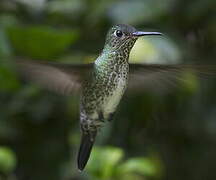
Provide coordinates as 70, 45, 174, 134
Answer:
77, 130, 97, 171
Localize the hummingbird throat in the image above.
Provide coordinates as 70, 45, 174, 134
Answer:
95, 38, 137, 69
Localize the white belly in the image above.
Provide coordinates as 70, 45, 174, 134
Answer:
103, 79, 126, 118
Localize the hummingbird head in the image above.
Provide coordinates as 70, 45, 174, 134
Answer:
103, 24, 162, 53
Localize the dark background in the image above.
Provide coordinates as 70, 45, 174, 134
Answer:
0, 0, 216, 180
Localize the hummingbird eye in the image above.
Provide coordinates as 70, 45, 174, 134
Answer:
114, 30, 123, 37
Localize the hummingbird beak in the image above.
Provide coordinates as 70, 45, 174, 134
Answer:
132, 31, 163, 37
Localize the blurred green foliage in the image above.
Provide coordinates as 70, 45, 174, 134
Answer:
7, 25, 79, 59
0, 147, 16, 174
87, 146, 162, 180
0, 0, 216, 180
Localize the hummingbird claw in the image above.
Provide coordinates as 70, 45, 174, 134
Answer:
108, 112, 115, 122
98, 111, 105, 122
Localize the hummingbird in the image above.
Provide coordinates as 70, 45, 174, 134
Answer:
14, 24, 215, 171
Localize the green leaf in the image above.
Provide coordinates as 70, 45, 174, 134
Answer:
0, 61, 20, 92
118, 157, 159, 177
0, 147, 17, 174
179, 71, 199, 94
87, 146, 124, 179
7, 25, 79, 59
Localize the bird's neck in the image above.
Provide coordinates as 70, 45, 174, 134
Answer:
95, 50, 129, 72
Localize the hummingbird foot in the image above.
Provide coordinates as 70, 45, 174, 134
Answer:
107, 112, 116, 122
81, 119, 104, 132
98, 111, 105, 122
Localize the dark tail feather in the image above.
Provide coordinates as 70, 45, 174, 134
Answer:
77, 131, 97, 171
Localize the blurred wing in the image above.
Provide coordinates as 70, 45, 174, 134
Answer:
128, 63, 216, 93
15, 60, 94, 95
